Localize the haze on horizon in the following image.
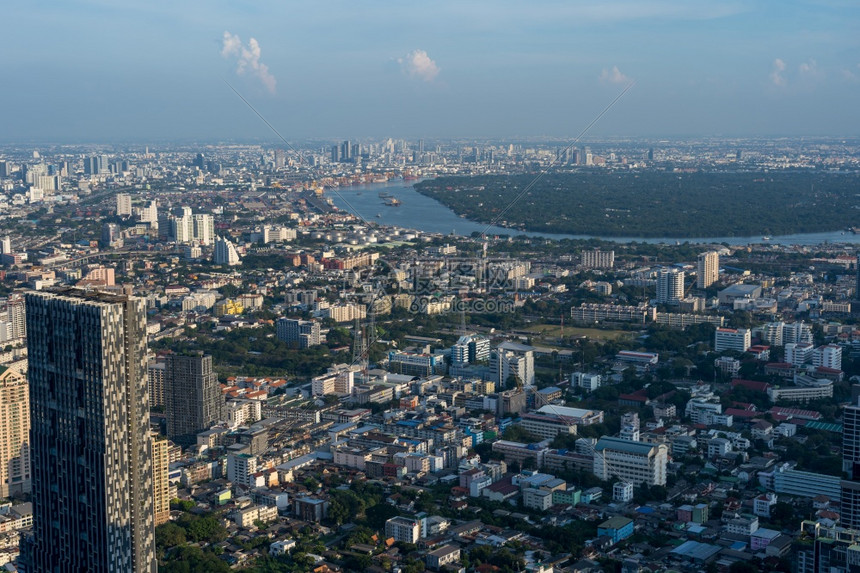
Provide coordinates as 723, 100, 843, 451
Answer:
3, 0, 859, 143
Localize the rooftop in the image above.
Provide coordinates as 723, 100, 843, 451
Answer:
595, 436, 660, 456
599, 516, 633, 530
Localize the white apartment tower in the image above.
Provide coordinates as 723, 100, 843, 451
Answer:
813, 344, 842, 371
581, 249, 615, 269
714, 327, 752, 352
214, 236, 241, 266
656, 268, 684, 304
593, 436, 668, 486
116, 193, 132, 216
697, 251, 719, 289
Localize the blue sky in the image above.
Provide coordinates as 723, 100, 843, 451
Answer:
2, 0, 859, 141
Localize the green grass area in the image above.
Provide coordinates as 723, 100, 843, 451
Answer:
523, 323, 633, 341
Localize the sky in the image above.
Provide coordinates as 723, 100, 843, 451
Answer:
2, 0, 859, 142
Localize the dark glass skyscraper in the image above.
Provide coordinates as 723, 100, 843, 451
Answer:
856, 255, 860, 300
164, 353, 223, 447
22, 288, 155, 573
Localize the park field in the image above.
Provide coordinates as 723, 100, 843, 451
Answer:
522, 323, 634, 342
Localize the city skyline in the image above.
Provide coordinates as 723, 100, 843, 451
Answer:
3, 1, 859, 142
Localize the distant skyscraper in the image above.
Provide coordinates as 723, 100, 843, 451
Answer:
193, 213, 214, 245
856, 255, 860, 299
648, 147, 654, 161
164, 353, 223, 447
6, 294, 26, 340
23, 289, 155, 572
83, 155, 99, 175
151, 433, 170, 526
147, 359, 166, 408
101, 222, 122, 247
171, 207, 194, 243
842, 395, 860, 529
139, 200, 158, 227
170, 208, 213, 245
0, 367, 30, 498
276, 317, 322, 348
213, 236, 241, 266
656, 268, 684, 304
116, 193, 132, 216
697, 251, 719, 289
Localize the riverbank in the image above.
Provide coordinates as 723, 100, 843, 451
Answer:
326, 179, 860, 247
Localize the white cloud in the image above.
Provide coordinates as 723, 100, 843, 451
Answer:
769, 58, 787, 87
799, 59, 816, 74
842, 65, 860, 82
398, 50, 440, 82
798, 58, 824, 82
221, 31, 276, 94
599, 66, 631, 85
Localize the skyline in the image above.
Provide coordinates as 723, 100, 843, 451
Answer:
3, 1, 860, 141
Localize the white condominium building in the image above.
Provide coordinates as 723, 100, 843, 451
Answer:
593, 436, 668, 486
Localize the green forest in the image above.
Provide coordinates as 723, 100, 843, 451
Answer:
415, 170, 860, 238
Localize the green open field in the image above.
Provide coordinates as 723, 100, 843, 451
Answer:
522, 323, 634, 342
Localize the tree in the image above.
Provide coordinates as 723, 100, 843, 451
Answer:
180, 514, 227, 544
155, 522, 187, 550
159, 545, 231, 573
770, 502, 796, 528
728, 561, 760, 573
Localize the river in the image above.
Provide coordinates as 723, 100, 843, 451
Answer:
327, 179, 860, 247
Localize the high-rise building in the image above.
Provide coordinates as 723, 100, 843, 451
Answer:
139, 200, 158, 227
164, 353, 223, 447
697, 251, 719, 289
0, 367, 30, 498
813, 344, 843, 371
0, 236, 11, 255
170, 207, 214, 246
843, 402, 860, 477
593, 437, 668, 486
116, 193, 132, 216
797, 521, 860, 573
101, 222, 122, 247
581, 249, 615, 269
83, 155, 98, 175
193, 214, 214, 245
23, 289, 155, 572
841, 390, 860, 530
490, 342, 535, 387
714, 327, 751, 352
171, 207, 194, 243
856, 255, 860, 299
213, 236, 241, 266
152, 433, 170, 526
276, 317, 321, 348
656, 268, 684, 304
147, 359, 166, 408
385, 516, 420, 544
451, 334, 491, 366
6, 293, 26, 340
